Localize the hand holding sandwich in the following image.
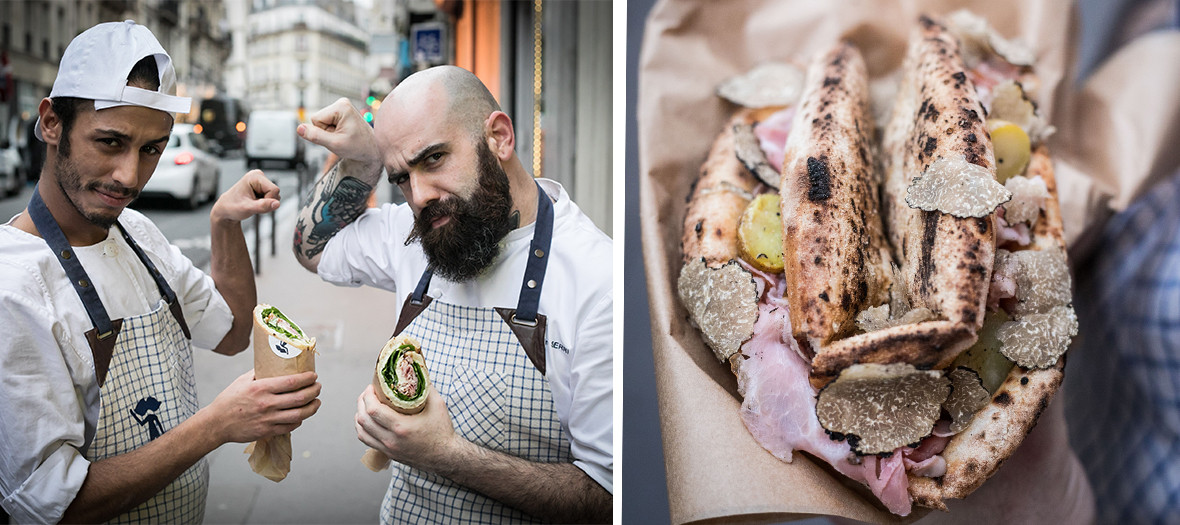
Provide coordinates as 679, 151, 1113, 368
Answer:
356, 384, 457, 472
204, 369, 322, 445
355, 384, 612, 522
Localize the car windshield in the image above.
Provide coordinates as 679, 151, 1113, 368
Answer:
166, 134, 182, 149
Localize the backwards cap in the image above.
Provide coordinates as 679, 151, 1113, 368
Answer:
36, 20, 192, 141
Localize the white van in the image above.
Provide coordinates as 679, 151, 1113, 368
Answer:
245, 110, 305, 170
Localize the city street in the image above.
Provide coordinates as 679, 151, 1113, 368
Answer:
1, 153, 406, 523
0, 154, 303, 271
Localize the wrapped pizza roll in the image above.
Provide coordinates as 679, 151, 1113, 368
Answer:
245, 303, 316, 482
361, 334, 430, 471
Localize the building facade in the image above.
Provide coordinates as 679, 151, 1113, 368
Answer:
227, 0, 369, 116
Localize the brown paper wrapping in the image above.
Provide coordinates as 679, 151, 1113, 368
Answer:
361, 335, 430, 472
638, 0, 1180, 523
246, 305, 316, 482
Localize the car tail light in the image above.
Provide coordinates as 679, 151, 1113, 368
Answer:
175, 152, 194, 165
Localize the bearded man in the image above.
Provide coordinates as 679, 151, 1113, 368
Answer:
292, 66, 613, 523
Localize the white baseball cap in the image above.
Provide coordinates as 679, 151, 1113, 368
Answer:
36, 20, 192, 141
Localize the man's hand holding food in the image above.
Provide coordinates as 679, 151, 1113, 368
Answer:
355, 385, 458, 473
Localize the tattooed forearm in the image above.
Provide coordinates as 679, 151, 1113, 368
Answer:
293, 162, 375, 268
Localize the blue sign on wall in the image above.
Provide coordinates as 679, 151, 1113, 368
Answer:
411, 22, 446, 64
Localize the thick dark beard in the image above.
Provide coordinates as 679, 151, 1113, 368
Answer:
405, 141, 514, 282
55, 148, 138, 229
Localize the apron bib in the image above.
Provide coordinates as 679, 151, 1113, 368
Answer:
380, 183, 570, 524
28, 188, 206, 524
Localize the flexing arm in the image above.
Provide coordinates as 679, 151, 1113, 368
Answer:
291, 98, 384, 272
356, 387, 611, 523
209, 170, 281, 356
60, 371, 321, 523
292, 160, 379, 272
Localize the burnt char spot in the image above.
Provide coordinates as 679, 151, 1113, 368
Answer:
995, 392, 1012, 406
919, 15, 937, 29
807, 156, 832, 201
819, 292, 830, 302
961, 308, 977, 325
841, 291, 853, 310
857, 279, 868, 304
918, 212, 939, 294
814, 256, 822, 265
976, 217, 990, 234
824, 76, 841, 87
966, 132, 977, 143
1020, 376, 1029, 385
966, 461, 980, 474
694, 220, 703, 237
952, 71, 967, 86
714, 228, 724, 238
924, 136, 938, 158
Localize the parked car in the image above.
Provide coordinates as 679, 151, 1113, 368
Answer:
142, 123, 221, 209
245, 110, 305, 170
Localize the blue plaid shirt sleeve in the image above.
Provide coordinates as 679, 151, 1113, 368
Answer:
1065, 168, 1180, 524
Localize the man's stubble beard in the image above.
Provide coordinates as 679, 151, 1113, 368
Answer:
54, 147, 139, 230
405, 140, 515, 282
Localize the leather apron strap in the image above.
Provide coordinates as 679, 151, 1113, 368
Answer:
394, 181, 555, 374
27, 186, 190, 386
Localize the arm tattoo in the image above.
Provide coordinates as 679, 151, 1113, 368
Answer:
294, 163, 374, 260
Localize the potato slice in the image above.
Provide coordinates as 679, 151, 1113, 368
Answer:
737, 194, 784, 273
950, 309, 1015, 393
988, 119, 1031, 183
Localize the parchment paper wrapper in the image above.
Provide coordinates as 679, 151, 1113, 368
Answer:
246, 306, 316, 482
637, 0, 1180, 523
361, 335, 430, 472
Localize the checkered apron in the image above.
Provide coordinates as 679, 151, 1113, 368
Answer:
379, 183, 570, 523
28, 187, 205, 524
88, 298, 206, 524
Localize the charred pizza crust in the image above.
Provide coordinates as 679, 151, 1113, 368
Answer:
808, 15, 998, 387
909, 145, 1068, 510
780, 42, 893, 351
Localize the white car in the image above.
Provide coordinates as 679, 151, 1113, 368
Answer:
143, 123, 221, 209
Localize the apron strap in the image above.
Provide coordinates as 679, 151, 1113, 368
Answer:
512, 181, 555, 324
115, 220, 191, 339
28, 187, 117, 340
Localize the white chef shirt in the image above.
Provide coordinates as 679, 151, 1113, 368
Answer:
317, 178, 614, 493
0, 208, 233, 524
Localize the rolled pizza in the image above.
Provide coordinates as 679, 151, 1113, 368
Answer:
246, 303, 316, 482
361, 334, 431, 471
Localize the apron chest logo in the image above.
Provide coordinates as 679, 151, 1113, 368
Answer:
129, 396, 167, 440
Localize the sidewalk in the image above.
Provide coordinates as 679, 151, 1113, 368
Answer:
194, 201, 399, 524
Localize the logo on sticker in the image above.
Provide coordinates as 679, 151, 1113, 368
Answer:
270, 335, 302, 359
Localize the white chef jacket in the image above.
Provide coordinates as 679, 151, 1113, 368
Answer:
317, 178, 614, 493
0, 208, 233, 523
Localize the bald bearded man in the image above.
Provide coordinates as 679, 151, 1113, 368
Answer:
292, 66, 613, 523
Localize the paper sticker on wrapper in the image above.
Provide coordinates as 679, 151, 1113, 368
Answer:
269, 335, 302, 359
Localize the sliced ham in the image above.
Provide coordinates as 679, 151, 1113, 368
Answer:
967, 56, 1022, 107
753, 106, 795, 174
733, 270, 915, 516
996, 207, 1032, 247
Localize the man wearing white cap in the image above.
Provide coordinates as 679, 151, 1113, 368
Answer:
0, 21, 322, 524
